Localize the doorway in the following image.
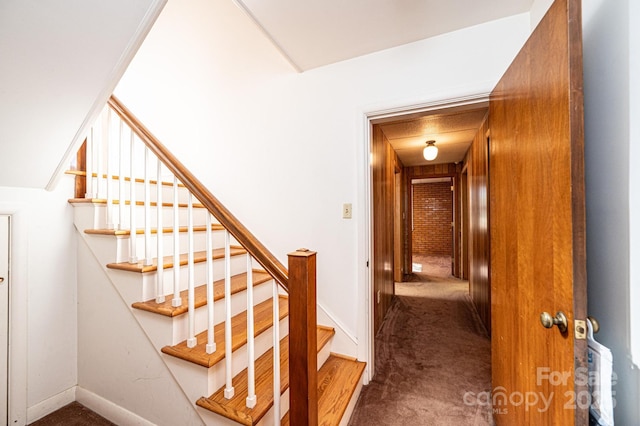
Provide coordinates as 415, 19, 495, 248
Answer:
1, 215, 9, 424
410, 177, 454, 277
362, 95, 490, 380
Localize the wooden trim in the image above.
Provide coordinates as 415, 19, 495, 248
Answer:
73, 140, 87, 198
567, 0, 588, 424
107, 95, 289, 290
287, 249, 318, 426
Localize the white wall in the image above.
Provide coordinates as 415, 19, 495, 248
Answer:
628, 0, 640, 370
0, 179, 78, 423
0, 0, 166, 190
583, 0, 640, 423
115, 0, 531, 342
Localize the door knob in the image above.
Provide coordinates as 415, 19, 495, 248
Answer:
540, 311, 568, 333
0, 277, 4, 283
587, 316, 600, 334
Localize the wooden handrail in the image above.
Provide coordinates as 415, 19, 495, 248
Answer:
107, 95, 289, 290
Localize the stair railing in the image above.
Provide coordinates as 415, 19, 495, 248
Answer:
70, 96, 318, 425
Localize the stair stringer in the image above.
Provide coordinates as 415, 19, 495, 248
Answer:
317, 303, 358, 358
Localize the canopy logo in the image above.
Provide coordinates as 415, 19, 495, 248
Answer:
462, 367, 617, 414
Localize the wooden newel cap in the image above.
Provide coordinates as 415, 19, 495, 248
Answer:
288, 248, 317, 257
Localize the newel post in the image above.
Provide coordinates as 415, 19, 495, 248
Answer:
288, 248, 318, 426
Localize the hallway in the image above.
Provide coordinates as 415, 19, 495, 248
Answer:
349, 256, 492, 426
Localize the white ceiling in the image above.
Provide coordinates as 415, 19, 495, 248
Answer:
235, 0, 534, 71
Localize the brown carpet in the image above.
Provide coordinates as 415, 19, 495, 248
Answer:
349, 256, 493, 426
29, 402, 114, 426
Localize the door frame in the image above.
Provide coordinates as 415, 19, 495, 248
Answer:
0, 206, 28, 425
358, 92, 490, 381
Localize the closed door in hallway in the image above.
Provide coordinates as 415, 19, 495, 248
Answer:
0, 215, 9, 424
489, 0, 587, 424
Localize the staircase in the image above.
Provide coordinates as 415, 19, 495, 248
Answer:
67, 96, 365, 425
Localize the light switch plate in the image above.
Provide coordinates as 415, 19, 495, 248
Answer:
343, 203, 352, 219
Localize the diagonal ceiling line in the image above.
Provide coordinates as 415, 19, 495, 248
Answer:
231, 0, 303, 73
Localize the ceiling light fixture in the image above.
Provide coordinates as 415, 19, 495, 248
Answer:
423, 140, 438, 161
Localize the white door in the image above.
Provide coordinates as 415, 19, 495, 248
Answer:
0, 215, 9, 424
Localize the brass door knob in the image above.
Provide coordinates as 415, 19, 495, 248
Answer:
0, 277, 4, 283
540, 311, 568, 333
587, 316, 600, 334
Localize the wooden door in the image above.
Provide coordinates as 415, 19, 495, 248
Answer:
489, 0, 587, 424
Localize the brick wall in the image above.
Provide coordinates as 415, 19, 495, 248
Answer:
412, 181, 453, 256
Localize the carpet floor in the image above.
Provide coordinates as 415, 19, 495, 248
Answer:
29, 402, 114, 426
348, 255, 493, 426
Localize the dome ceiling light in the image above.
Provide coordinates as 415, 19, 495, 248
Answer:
423, 140, 438, 161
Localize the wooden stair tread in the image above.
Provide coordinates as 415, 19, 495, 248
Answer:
132, 270, 272, 317
161, 295, 289, 368
106, 246, 246, 273
316, 355, 366, 426
85, 224, 224, 236
278, 354, 365, 426
196, 327, 336, 426
68, 198, 205, 209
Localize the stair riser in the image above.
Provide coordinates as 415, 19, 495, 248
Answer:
105, 255, 247, 304
134, 279, 274, 347
140, 255, 248, 302
163, 317, 290, 402
197, 408, 249, 426
112, 230, 229, 264
87, 178, 192, 205
80, 202, 212, 231
255, 388, 290, 426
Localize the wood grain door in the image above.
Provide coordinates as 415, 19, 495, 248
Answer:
489, 0, 587, 424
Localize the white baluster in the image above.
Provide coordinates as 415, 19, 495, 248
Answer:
272, 281, 281, 425
85, 128, 94, 198
187, 193, 196, 348
246, 256, 256, 408
206, 213, 216, 354
171, 176, 181, 307
128, 131, 138, 264
156, 159, 165, 304
118, 118, 125, 230
144, 146, 152, 266
224, 230, 235, 399
105, 109, 114, 229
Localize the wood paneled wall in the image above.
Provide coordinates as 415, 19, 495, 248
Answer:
464, 114, 491, 334
372, 125, 402, 334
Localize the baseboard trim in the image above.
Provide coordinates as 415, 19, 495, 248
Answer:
76, 387, 156, 426
27, 386, 76, 423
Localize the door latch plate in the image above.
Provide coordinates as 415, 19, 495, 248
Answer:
575, 319, 586, 340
